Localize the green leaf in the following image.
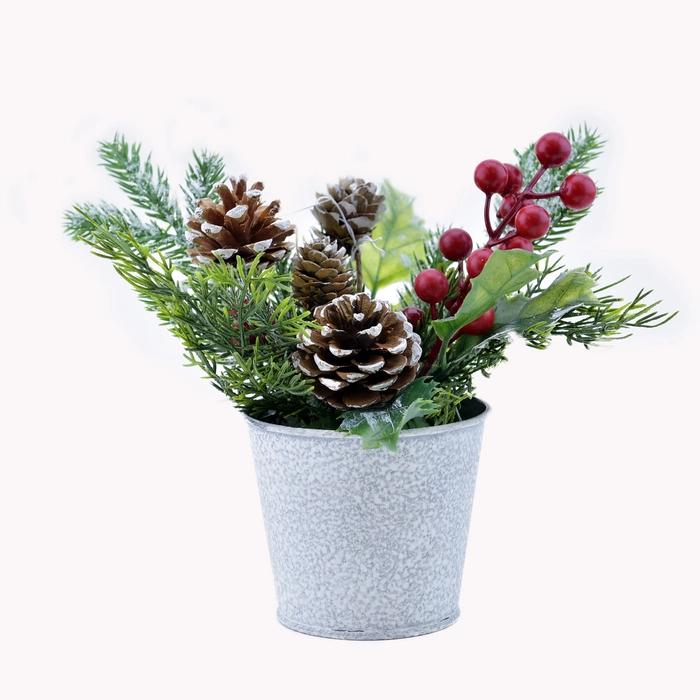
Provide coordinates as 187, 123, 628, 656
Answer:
360, 180, 428, 297
494, 269, 599, 343
433, 249, 550, 344
339, 378, 438, 451
520, 269, 599, 321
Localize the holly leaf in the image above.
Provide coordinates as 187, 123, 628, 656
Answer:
449, 268, 601, 355
339, 378, 438, 451
361, 180, 428, 297
518, 268, 599, 322
433, 249, 551, 346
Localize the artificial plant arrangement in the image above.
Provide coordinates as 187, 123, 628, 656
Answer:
65, 126, 675, 449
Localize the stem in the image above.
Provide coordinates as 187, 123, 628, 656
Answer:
486, 231, 517, 249
419, 338, 442, 377
487, 165, 549, 245
484, 194, 494, 237
523, 189, 561, 200
451, 277, 472, 312
487, 205, 519, 245
523, 165, 548, 194
354, 247, 364, 293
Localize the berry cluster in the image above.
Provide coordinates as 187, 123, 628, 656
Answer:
405, 131, 597, 374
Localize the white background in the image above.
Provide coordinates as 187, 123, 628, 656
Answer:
2, 2, 698, 698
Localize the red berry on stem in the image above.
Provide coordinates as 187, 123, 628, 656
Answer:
466, 247, 493, 278
474, 159, 509, 195
535, 132, 572, 167
515, 204, 550, 239
414, 268, 449, 304
560, 173, 597, 210
497, 194, 518, 221
460, 308, 495, 336
439, 228, 473, 261
403, 305, 423, 329
502, 163, 523, 194
500, 236, 534, 251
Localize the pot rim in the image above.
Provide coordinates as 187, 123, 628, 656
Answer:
243, 397, 490, 441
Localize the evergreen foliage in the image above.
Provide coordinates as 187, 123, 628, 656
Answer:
66, 127, 676, 449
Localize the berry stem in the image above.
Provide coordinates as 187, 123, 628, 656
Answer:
419, 338, 442, 377
450, 276, 471, 313
486, 230, 518, 249
484, 194, 494, 237
429, 303, 439, 321
487, 165, 550, 245
523, 166, 548, 194
522, 189, 561, 200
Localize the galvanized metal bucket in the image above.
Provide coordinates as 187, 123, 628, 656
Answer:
244, 399, 489, 640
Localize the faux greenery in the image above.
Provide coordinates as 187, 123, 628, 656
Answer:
65, 127, 676, 449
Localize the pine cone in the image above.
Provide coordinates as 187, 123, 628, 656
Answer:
311, 178, 386, 250
187, 178, 295, 267
291, 237, 356, 311
292, 293, 422, 409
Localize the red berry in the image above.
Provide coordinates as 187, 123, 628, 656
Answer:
535, 132, 572, 168
466, 247, 493, 278
474, 159, 509, 195
500, 236, 534, 251
439, 228, 473, 261
497, 194, 518, 221
515, 204, 550, 239
502, 164, 523, 194
460, 308, 495, 336
560, 173, 597, 210
414, 268, 449, 304
403, 305, 423, 329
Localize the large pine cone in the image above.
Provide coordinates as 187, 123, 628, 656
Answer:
311, 178, 386, 250
291, 237, 356, 311
292, 293, 422, 409
187, 178, 295, 267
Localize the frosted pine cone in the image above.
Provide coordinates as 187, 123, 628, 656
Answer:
292, 293, 422, 409
291, 237, 356, 311
187, 178, 295, 267
311, 178, 386, 250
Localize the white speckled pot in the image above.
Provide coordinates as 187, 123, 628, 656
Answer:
244, 399, 489, 640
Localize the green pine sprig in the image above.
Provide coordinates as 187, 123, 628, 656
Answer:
64, 202, 191, 267
74, 208, 332, 422
181, 150, 226, 215
97, 134, 183, 234
547, 274, 678, 347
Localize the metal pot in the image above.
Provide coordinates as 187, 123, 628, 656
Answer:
244, 399, 489, 640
